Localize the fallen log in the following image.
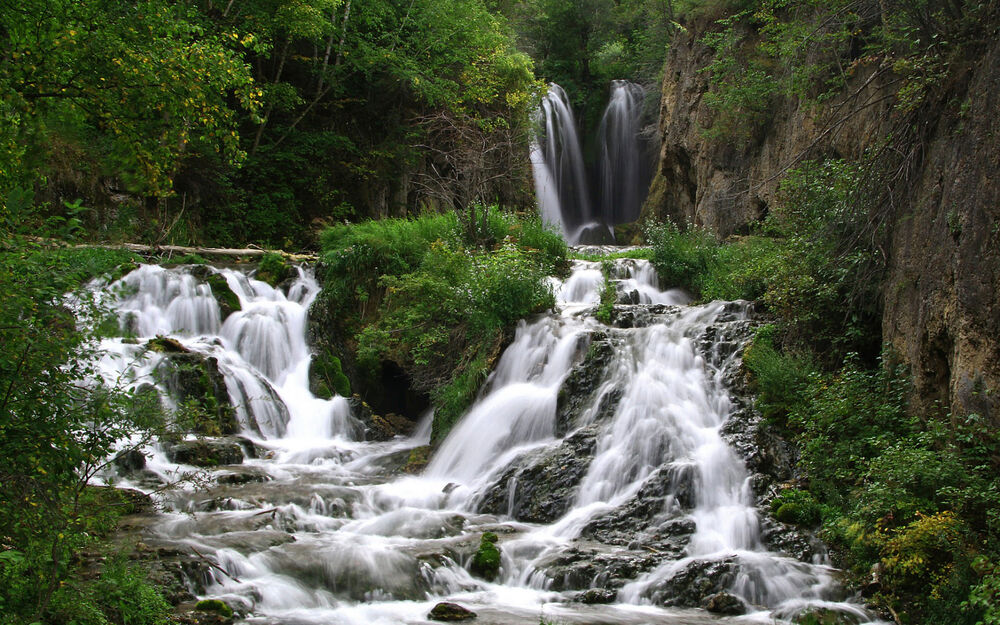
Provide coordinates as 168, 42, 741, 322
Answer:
27, 238, 319, 262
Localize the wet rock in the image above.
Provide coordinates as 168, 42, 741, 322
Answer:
580, 468, 697, 546
703, 591, 747, 615
189, 267, 242, 321
789, 607, 867, 625
167, 438, 244, 467
556, 334, 619, 434
114, 449, 147, 474
477, 426, 597, 523
577, 588, 617, 604
347, 397, 412, 441
468, 532, 501, 581
153, 344, 238, 436
539, 546, 661, 592
428, 602, 477, 621
215, 466, 271, 486
644, 557, 740, 607
404, 445, 431, 474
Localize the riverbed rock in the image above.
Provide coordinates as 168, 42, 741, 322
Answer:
167, 438, 244, 467
114, 448, 147, 474
703, 591, 747, 615
428, 602, 477, 621
644, 557, 740, 607
477, 426, 597, 523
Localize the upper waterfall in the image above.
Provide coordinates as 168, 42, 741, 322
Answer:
531, 82, 653, 244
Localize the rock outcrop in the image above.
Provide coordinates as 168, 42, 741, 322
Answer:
646, 26, 1000, 422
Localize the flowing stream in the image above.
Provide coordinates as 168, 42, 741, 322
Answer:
95, 260, 879, 625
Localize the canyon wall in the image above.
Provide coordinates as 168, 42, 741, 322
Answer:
644, 30, 999, 422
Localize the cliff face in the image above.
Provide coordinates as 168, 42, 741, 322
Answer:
643, 31, 891, 236
646, 31, 1000, 422
881, 42, 1000, 421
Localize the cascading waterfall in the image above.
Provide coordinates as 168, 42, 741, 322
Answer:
598, 80, 648, 226
533, 84, 593, 239
93, 259, 883, 625
531, 81, 652, 243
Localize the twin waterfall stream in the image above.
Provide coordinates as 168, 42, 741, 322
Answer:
92, 259, 879, 625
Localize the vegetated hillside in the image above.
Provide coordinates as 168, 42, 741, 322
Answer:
1, 0, 539, 249
644, 0, 999, 428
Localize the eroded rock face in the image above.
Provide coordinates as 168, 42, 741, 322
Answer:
646, 24, 999, 423
880, 40, 1000, 424
477, 426, 598, 523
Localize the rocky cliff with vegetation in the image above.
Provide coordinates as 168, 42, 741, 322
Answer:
643, 1, 999, 426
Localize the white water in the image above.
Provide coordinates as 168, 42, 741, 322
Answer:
94, 260, 880, 625
598, 80, 648, 226
530, 81, 652, 241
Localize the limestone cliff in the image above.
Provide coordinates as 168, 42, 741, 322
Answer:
645, 30, 999, 421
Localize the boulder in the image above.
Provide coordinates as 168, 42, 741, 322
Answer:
428, 602, 477, 622
167, 439, 244, 467
703, 591, 747, 615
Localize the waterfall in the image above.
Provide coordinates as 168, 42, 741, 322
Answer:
94, 260, 883, 625
530, 82, 651, 244
598, 80, 648, 225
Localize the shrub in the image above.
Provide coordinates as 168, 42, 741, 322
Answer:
771, 489, 824, 527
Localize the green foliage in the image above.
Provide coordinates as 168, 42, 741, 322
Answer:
0, 239, 166, 623
645, 221, 783, 302
504, 0, 676, 128
0, 0, 258, 195
256, 252, 290, 287
53, 558, 172, 625
594, 261, 617, 324
318, 211, 563, 443
771, 488, 824, 527
742, 324, 816, 424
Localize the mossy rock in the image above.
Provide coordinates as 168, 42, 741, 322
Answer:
195, 599, 234, 618
204, 273, 241, 320
793, 607, 865, 625
154, 349, 238, 436
469, 532, 501, 580
403, 445, 431, 474
167, 438, 244, 467
147, 336, 189, 353
310, 351, 351, 399
428, 602, 477, 622
255, 252, 293, 287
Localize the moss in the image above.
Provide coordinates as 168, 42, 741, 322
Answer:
195, 599, 234, 618
311, 352, 351, 399
204, 273, 241, 320
770, 489, 823, 527
469, 532, 501, 580
403, 445, 431, 474
256, 252, 290, 287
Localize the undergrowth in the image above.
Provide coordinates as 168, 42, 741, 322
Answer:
315, 209, 566, 443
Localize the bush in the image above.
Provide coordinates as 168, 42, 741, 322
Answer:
317, 211, 564, 443
771, 489, 824, 527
